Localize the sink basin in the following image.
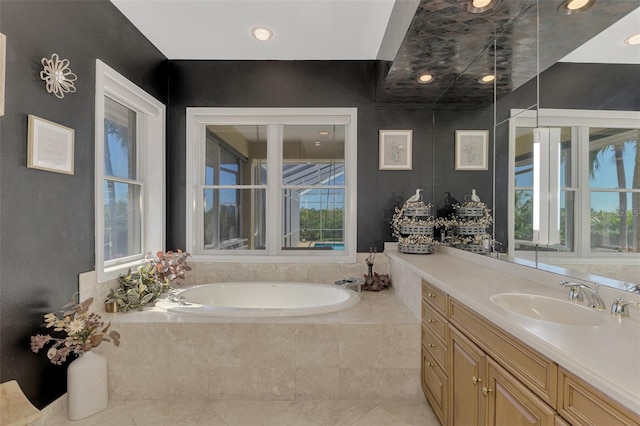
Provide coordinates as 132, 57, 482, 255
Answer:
490, 293, 605, 326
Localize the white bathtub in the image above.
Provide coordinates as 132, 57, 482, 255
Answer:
158, 282, 360, 317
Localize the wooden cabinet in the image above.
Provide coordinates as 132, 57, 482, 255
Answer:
558, 368, 640, 426
486, 357, 556, 426
449, 325, 555, 426
421, 282, 640, 426
450, 326, 486, 426
421, 279, 449, 425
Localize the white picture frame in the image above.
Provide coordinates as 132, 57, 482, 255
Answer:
27, 115, 75, 175
455, 129, 488, 171
379, 129, 412, 170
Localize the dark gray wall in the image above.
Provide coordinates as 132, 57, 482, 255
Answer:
493, 62, 640, 250
166, 61, 435, 252
0, 0, 167, 408
432, 108, 494, 220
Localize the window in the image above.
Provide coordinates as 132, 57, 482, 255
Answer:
509, 109, 640, 263
95, 60, 165, 282
186, 108, 357, 262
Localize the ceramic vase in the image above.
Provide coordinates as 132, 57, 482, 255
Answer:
67, 351, 108, 420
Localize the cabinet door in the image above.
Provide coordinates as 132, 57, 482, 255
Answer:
423, 344, 448, 425
450, 326, 486, 426
486, 357, 556, 426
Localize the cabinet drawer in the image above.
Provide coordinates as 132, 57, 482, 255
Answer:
422, 279, 448, 316
422, 300, 448, 345
422, 322, 447, 371
422, 344, 448, 426
558, 368, 640, 426
449, 299, 558, 409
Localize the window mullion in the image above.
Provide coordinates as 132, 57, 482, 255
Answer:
577, 126, 590, 257
267, 124, 282, 255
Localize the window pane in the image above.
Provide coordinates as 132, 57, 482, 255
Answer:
591, 192, 638, 253
104, 97, 136, 180
203, 188, 266, 250
206, 125, 267, 185
103, 180, 141, 261
559, 127, 572, 188
514, 127, 534, 188
514, 189, 533, 246
282, 188, 344, 250
589, 128, 639, 190
558, 190, 575, 251
283, 125, 345, 186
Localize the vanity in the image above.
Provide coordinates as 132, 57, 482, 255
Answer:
386, 246, 640, 426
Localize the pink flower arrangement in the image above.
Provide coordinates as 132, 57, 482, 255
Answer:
145, 249, 191, 286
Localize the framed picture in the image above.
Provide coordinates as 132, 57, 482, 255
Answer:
379, 129, 412, 170
0, 33, 5, 116
455, 130, 488, 171
27, 115, 75, 175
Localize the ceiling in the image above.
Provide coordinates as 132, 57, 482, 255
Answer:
111, 0, 639, 105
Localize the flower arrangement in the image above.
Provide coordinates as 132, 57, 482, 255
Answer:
31, 296, 120, 365
105, 250, 191, 312
145, 249, 191, 287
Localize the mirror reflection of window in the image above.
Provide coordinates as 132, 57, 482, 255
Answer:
510, 111, 639, 264
589, 128, 639, 254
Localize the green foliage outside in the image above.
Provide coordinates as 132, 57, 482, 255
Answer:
300, 208, 344, 242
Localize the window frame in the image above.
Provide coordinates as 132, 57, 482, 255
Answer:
95, 60, 165, 282
186, 107, 357, 263
508, 108, 640, 264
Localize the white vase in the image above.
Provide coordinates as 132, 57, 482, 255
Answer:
67, 351, 108, 420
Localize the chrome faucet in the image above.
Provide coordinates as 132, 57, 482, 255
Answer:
611, 298, 640, 319
167, 292, 191, 306
334, 277, 362, 293
560, 281, 607, 311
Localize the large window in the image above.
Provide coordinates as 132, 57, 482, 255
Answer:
95, 60, 165, 281
509, 109, 640, 263
186, 108, 357, 262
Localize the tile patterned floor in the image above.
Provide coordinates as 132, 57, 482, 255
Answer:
43, 399, 440, 426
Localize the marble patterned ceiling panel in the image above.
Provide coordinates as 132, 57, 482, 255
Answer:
379, 0, 638, 106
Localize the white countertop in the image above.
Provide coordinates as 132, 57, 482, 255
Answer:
386, 247, 640, 416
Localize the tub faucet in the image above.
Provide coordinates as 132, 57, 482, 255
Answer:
167, 292, 191, 306
560, 281, 606, 311
335, 277, 362, 293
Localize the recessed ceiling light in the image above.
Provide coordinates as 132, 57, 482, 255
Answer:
251, 27, 273, 41
478, 74, 495, 84
557, 0, 595, 14
466, 0, 499, 14
417, 74, 434, 84
319, 131, 329, 136
314, 141, 322, 146
624, 33, 640, 46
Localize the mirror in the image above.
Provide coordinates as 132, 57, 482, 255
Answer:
431, 0, 640, 291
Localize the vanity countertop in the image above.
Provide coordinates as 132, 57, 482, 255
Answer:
386, 247, 640, 416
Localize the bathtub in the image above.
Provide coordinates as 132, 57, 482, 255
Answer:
158, 282, 360, 317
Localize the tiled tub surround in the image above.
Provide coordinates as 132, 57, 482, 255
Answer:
386, 245, 640, 417
94, 290, 422, 402
80, 253, 390, 312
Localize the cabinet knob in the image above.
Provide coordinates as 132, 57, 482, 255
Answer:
427, 293, 436, 298
428, 318, 436, 323
427, 362, 434, 367
472, 376, 482, 385
482, 386, 493, 396
428, 343, 436, 348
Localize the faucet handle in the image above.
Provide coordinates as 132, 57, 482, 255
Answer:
611, 298, 640, 319
560, 281, 584, 302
